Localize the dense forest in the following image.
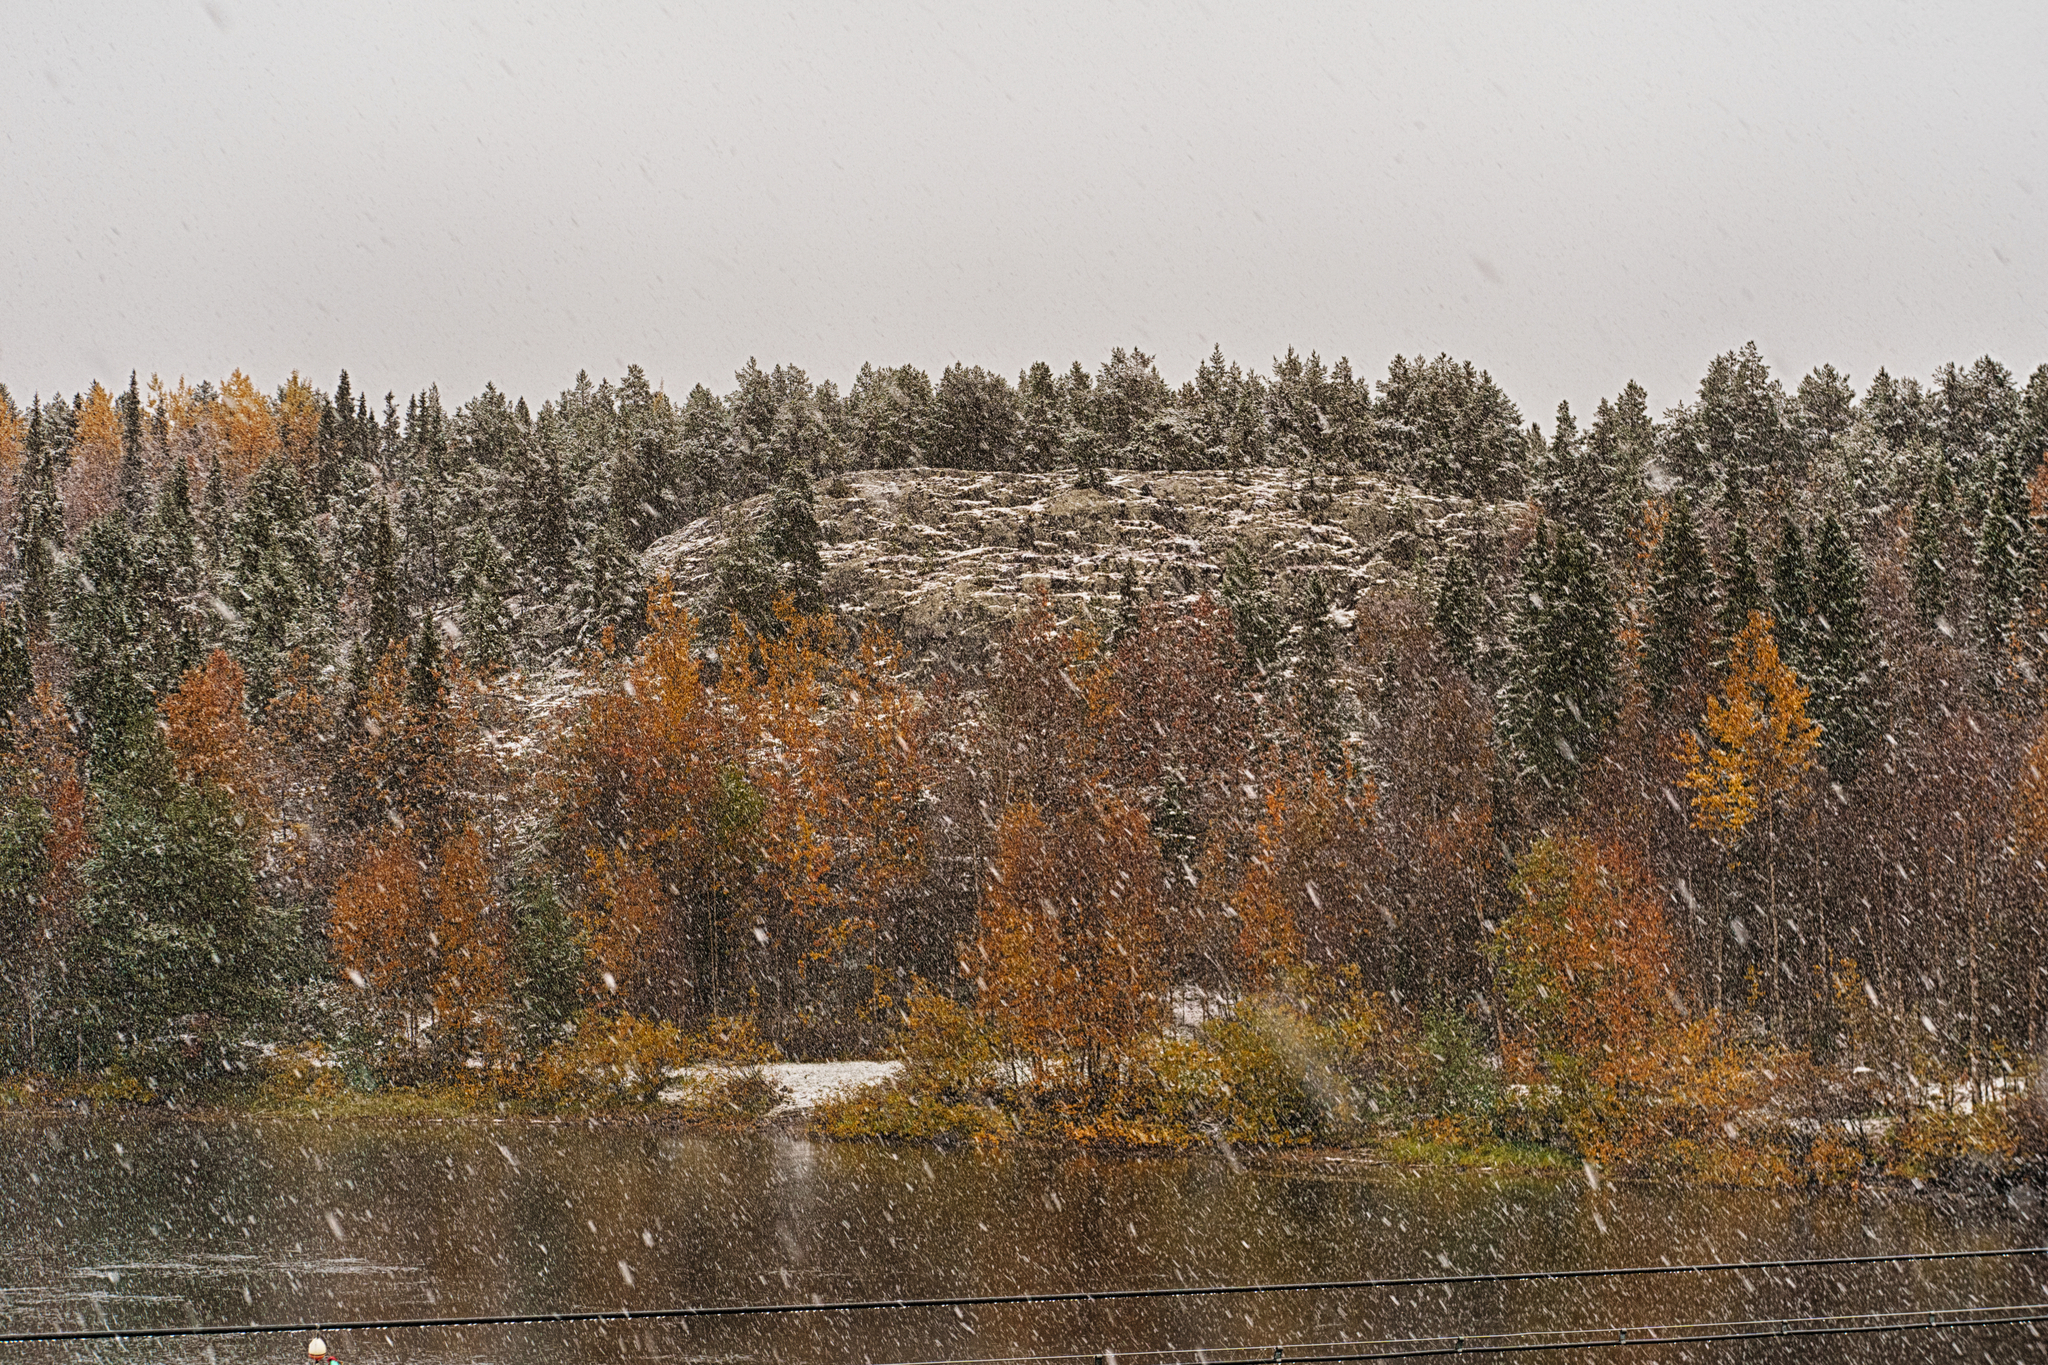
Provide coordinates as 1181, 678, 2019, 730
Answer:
4, 342, 2048, 1171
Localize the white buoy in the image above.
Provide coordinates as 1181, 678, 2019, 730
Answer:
307, 1337, 327, 1359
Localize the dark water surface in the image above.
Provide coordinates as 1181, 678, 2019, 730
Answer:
3, 1114, 2047, 1363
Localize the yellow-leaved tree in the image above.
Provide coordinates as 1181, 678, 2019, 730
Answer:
0, 394, 23, 489
277, 372, 324, 480
1676, 610, 1818, 1031
64, 380, 122, 532
1494, 832, 1784, 1181
553, 581, 735, 1019
332, 832, 433, 1040
219, 369, 279, 480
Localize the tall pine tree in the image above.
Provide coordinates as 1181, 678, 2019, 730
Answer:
1220, 544, 1285, 682
1502, 525, 1619, 791
1804, 513, 1882, 779
1770, 520, 1812, 667
63, 516, 154, 772
1718, 522, 1767, 657
14, 398, 65, 635
1288, 572, 1343, 774
1431, 546, 1482, 675
0, 602, 31, 738
764, 465, 825, 614
1908, 482, 1950, 629
1643, 494, 1717, 707
118, 371, 147, 525
457, 530, 514, 673
1976, 448, 2036, 659
365, 504, 408, 663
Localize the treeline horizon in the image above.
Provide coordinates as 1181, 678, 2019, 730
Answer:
3, 341, 2048, 1148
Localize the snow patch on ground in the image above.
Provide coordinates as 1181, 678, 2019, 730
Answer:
664, 1059, 903, 1114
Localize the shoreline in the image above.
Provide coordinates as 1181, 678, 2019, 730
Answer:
4, 1080, 2035, 1196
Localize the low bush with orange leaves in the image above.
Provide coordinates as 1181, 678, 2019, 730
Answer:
818, 973, 1506, 1153
516, 1010, 781, 1113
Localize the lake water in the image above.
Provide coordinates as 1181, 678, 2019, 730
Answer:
3, 1114, 2047, 1363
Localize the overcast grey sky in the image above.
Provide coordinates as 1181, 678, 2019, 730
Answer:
5, 1, 2043, 423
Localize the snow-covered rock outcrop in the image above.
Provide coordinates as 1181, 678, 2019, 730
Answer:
644, 465, 1523, 661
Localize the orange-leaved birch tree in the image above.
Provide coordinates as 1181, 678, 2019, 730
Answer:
333, 823, 507, 1061
813, 623, 931, 1021
0, 396, 21, 554
1210, 765, 1380, 992
1677, 610, 1818, 1032
331, 832, 433, 1039
716, 601, 937, 1041
2010, 720, 2048, 1046
971, 590, 1169, 1082
1496, 836, 1680, 1077
0, 682, 89, 1068
0, 395, 23, 490
425, 823, 508, 1058
719, 603, 840, 1022
976, 794, 1164, 1087
554, 579, 734, 1018
581, 847, 671, 1011
159, 649, 275, 837
1225, 785, 1309, 988
1494, 834, 1692, 1169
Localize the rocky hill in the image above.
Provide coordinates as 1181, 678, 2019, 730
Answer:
643, 465, 1525, 660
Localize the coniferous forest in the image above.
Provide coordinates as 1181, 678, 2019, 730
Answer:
4, 344, 2048, 1180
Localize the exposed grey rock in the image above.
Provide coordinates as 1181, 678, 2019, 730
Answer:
642, 465, 1525, 661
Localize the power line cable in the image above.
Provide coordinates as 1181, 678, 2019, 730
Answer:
1249, 1304, 2048, 1360
1, 1244, 2042, 1346
867, 1301, 2048, 1365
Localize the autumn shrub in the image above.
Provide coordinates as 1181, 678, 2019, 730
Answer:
1058, 1112, 1199, 1150
1197, 999, 1356, 1143
813, 1084, 1011, 1144
1052, 988, 1384, 1148
1881, 1101, 2019, 1180
664, 1066, 788, 1125
817, 976, 1500, 1155
48, 1066, 157, 1107
255, 1042, 345, 1103
1803, 1129, 1869, 1187
1377, 1007, 1502, 1129
814, 987, 1015, 1142
518, 1010, 784, 1112
1542, 1018, 1792, 1183
686, 1014, 780, 1065
521, 1012, 692, 1109
894, 988, 1003, 1097
1125, 1034, 1231, 1134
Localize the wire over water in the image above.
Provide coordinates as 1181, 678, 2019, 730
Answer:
868, 1301, 2048, 1365
1, 1243, 2042, 1346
